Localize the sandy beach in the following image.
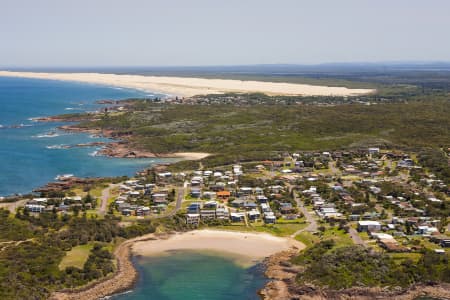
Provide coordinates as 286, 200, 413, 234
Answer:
0, 71, 375, 97
169, 152, 211, 160
51, 230, 304, 300
132, 230, 304, 265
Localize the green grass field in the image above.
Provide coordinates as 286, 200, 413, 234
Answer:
295, 227, 354, 248
58, 243, 94, 270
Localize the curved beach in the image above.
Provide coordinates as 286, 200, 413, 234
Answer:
0, 71, 375, 97
132, 230, 304, 265
50, 230, 304, 300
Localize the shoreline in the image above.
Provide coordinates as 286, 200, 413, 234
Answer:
0, 70, 375, 97
50, 229, 450, 300
132, 229, 304, 267
56, 121, 211, 160
50, 230, 305, 300
260, 251, 450, 300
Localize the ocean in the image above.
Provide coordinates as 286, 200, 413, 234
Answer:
112, 251, 268, 300
0, 76, 173, 196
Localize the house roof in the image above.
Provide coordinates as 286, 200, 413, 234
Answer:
217, 191, 231, 196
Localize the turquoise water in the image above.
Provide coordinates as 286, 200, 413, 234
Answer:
0, 77, 172, 196
113, 251, 267, 300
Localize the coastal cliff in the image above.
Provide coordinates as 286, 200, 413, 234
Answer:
260, 251, 450, 300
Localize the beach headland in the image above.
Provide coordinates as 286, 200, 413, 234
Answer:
0, 71, 375, 97
50, 230, 305, 300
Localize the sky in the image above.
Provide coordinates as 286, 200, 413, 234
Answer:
1, 0, 450, 67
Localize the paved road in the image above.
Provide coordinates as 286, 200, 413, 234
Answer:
348, 227, 366, 246
99, 184, 116, 215
328, 161, 341, 176
289, 185, 318, 237
154, 182, 186, 219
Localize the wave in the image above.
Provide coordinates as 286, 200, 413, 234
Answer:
1, 123, 34, 129
34, 132, 61, 138
100, 289, 134, 299
46, 144, 68, 150
89, 150, 99, 157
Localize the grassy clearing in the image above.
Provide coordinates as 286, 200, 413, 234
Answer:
295, 227, 353, 248
213, 219, 308, 237
389, 252, 422, 264
59, 243, 94, 270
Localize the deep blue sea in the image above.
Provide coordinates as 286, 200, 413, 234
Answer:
0, 76, 173, 196
112, 251, 267, 300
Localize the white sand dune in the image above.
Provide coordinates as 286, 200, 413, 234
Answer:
0, 71, 374, 97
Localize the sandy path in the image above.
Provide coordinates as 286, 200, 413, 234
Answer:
0, 71, 375, 97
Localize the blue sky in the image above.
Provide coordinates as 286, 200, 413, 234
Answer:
1, 0, 450, 67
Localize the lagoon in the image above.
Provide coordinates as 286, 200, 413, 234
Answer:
112, 251, 267, 300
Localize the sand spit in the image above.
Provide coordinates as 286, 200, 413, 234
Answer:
0, 71, 375, 97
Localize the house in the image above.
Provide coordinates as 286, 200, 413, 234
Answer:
121, 208, 133, 216
190, 187, 201, 198
202, 191, 216, 200
216, 190, 231, 200
254, 187, 264, 195
247, 209, 260, 221
230, 199, 245, 207
261, 203, 271, 213
210, 184, 225, 192
213, 171, 223, 177
216, 207, 229, 219
187, 202, 202, 214
269, 185, 284, 193
239, 187, 253, 195
264, 212, 276, 224
152, 193, 168, 204
200, 209, 216, 220
230, 212, 245, 222
378, 239, 408, 252
256, 195, 268, 203
29, 198, 48, 205
233, 164, 243, 175
280, 203, 295, 214
186, 214, 200, 225
136, 206, 151, 216
203, 201, 218, 209
25, 204, 45, 213
349, 214, 360, 221
243, 201, 257, 210
357, 220, 381, 232
191, 176, 203, 186
429, 235, 450, 248
368, 147, 380, 154
417, 226, 439, 235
